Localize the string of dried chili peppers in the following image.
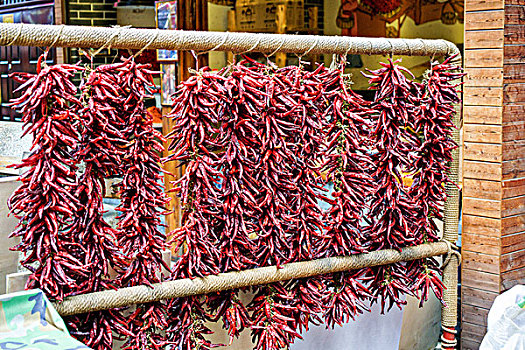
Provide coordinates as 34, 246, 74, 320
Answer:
114, 58, 170, 350
8, 57, 85, 301
246, 61, 321, 348
64, 59, 131, 350
164, 67, 229, 349
364, 59, 422, 313
407, 55, 464, 306
321, 58, 376, 327
204, 62, 266, 345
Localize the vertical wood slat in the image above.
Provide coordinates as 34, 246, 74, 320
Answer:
275, 5, 287, 67
465, 0, 504, 11
227, 10, 236, 64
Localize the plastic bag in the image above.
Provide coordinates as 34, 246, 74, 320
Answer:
480, 285, 525, 350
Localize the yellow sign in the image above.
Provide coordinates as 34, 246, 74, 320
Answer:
2, 14, 14, 23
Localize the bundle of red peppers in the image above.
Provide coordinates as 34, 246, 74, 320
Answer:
8, 52, 463, 350
8, 55, 168, 350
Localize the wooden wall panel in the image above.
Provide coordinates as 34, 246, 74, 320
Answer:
463, 214, 501, 236
462, 251, 500, 273
503, 158, 525, 180
502, 103, 525, 123
504, 64, 525, 83
463, 86, 503, 106
501, 249, 525, 271
502, 195, 525, 216
503, 83, 525, 103
462, 339, 484, 350
502, 141, 525, 160
501, 232, 525, 253
502, 121, 525, 141
460, 2, 525, 347
501, 214, 525, 235
463, 160, 502, 180
462, 287, 499, 309
463, 198, 501, 218
462, 269, 501, 292
463, 233, 500, 255
465, 10, 505, 30
501, 267, 525, 290
463, 124, 502, 143
502, 178, 525, 197
504, 25, 525, 45
463, 143, 502, 162
504, 45, 525, 64
464, 68, 504, 87
465, 30, 504, 49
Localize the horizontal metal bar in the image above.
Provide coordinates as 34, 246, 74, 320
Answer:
0, 23, 460, 57
52, 241, 451, 316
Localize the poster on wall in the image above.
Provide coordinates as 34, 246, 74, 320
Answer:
335, 0, 464, 38
155, 0, 177, 61
0, 4, 54, 25
161, 64, 177, 106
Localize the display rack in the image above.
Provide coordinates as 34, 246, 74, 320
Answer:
0, 22, 462, 349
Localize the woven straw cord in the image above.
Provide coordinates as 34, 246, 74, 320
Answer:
440, 54, 462, 337
0, 23, 460, 57
53, 241, 450, 316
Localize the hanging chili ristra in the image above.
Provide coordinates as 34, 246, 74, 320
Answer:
364, 59, 421, 313
321, 57, 376, 327
407, 55, 464, 305
8, 56, 85, 302
164, 67, 229, 349
64, 58, 131, 350
114, 58, 170, 350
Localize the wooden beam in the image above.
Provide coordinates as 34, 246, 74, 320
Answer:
54, 0, 66, 63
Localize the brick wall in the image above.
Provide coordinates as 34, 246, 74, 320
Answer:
66, 0, 118, 65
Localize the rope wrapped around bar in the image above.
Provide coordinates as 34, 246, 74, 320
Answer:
53, 241, 450, 316
440, 54, 462, 333
0, 23, 460, 57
